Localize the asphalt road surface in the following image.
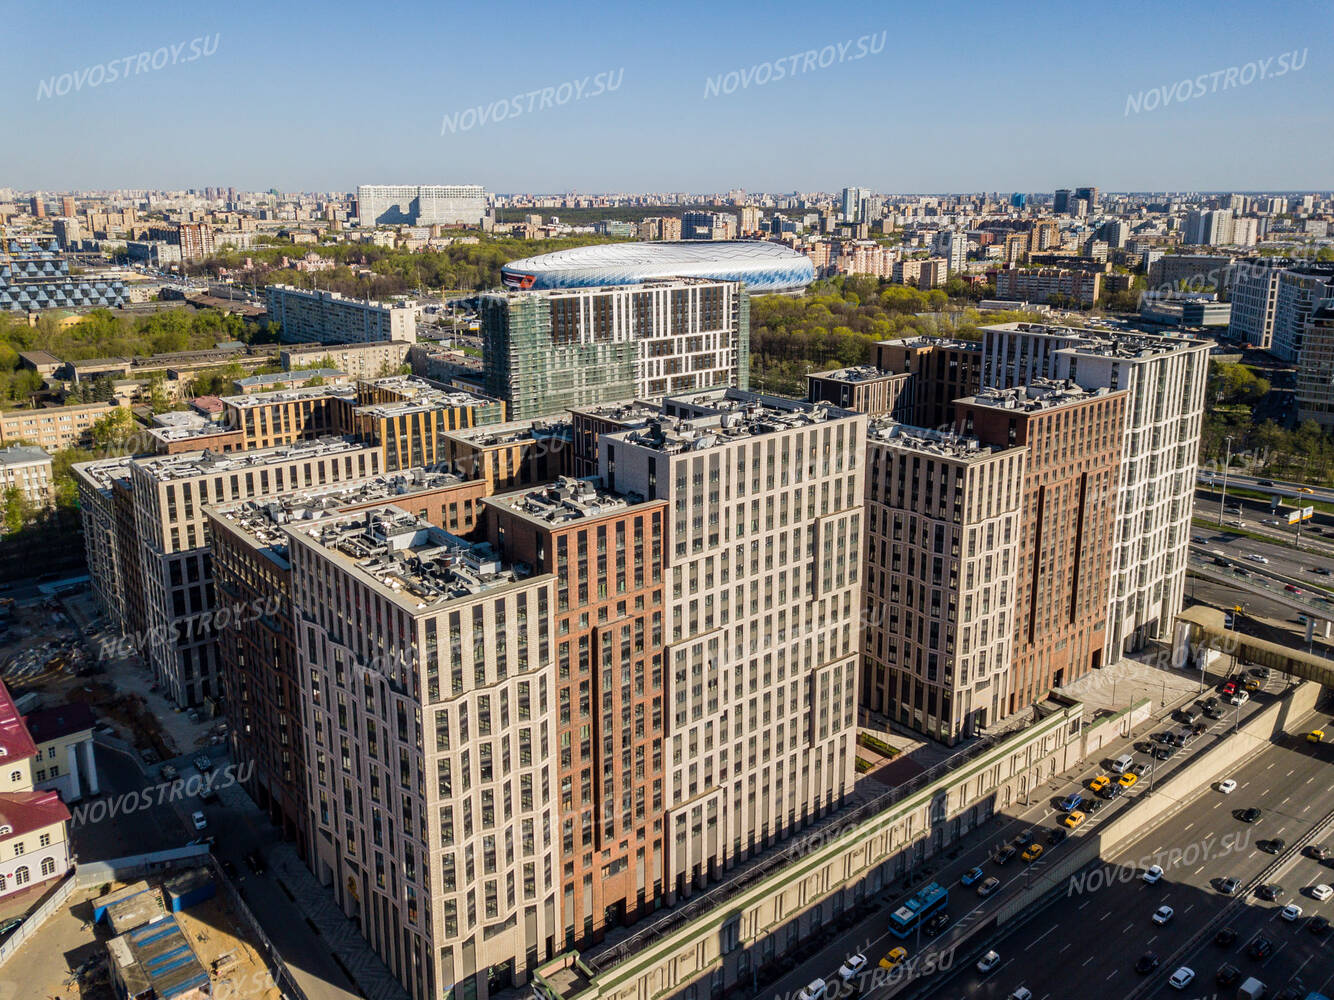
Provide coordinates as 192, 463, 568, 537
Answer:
755, 672, 1295, 1000
918, 704, 1334, 1000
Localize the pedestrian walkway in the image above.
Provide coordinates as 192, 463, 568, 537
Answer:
210, 776, 411, 1000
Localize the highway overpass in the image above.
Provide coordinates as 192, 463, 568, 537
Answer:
1174, 604, 1334, 689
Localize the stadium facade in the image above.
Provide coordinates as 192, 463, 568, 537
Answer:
500, 240, 815, 293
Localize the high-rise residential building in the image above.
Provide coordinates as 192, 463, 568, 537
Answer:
1271, 265, 1334, 362
1183, 209, 1235, 246
1010, 193, 1027, 209
29, 194, 44, 219
955, 380, 1127, 710
60, 195, 75, 218
1074, 186, 1099, 214
738, 205, 763, 234
980, 323, 1210, 655
1297, 300, 1334, 431
860, 422, 1024, 743
1227, 257, 1285, 349
289, 505, 560, 1000
52, 217, 82, 250
206, 470, 485, 855
841, 186, 871, 223
872, 337, 982, 429
601, 390, 865, 899
348, 376, 507, 471
637, 217, 682, 241
680, 211, 735, 240
266, 284, 417, 345
356, 184, 487, 227
479, 279, 749, 419
116, 438, 384, 707
484, 477, 669, 949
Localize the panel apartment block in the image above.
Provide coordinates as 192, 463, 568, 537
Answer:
288, 507, 559, 1000
957, 380, 1127, 711
861, 423, 1024, 743
125, 438, 384, 707
266, 284, 417, 345
599, 394, 865, 899
485, 478, 669, 950
480, 279, 749, 420
980, 323, 1209, 655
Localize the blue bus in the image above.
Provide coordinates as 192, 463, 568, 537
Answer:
887, 882, 949, 938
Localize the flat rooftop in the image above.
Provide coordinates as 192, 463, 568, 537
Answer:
569, 400, 663, 423
958, 378, 1119, 412
0, 444, 51, 466
809, 365, 906, 384
72, 455, 136, 491
867, 419, 1005, 460
234, 368, 344, 389
876, 335, 983, 352
220, 384, 356, 408
985, 322, 1214, 357
488, 476, 651, 527
211, 470, 469, 566
619, 404, 853, 455
448, 416, 571, 448
134, 435, 372, 481
107, 913, 210, 999
355, 376, 500, 417
297, 505, 535, 608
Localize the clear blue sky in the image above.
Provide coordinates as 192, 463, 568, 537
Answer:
4, 0, 1330, 193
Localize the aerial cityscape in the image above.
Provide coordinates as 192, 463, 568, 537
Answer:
2, 3, 1334, 1000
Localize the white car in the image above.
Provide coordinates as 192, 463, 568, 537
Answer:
1230, 690, 1250, 706
1312, 884, 1334, 901
190, 811, 207, 831
797, 979, 827, 1000
1218, 779, 1238, 794
1142, 865, 1164, 884
1152, 905, 1174, 925
837, 955, 867, 982
976, 950, 1001, 974
1282, 903, 1303, 921
1008, 989, 1032, 1000
1246, 553, 1269, 564
1169, 967, 1195, 989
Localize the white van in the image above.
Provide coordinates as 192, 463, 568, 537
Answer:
1110, 753, 1135, 775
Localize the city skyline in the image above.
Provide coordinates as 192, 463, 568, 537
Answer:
4, 0, 1331, 192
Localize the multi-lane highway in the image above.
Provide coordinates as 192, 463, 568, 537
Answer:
757, 671, 1298, 1000
918, 705, 1334, 1000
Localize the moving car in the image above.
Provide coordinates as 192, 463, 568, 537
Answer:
1311, 883, 1333, 901
1064, 810, 1086, 829
1309, 729, 1325, 743
1286, 583, 1303, 593
1152, 905, 1174, 925
1310, 915, 1331, 936
1168, 967, 1195, 989
1142, 865, 1164, 884
994, 845, 1017, 865
1219, 877, 1240, 895
1021, 843, 1044, 862
837, 954, 867, 982
1216, 963, 1241, 987
1248, 937, 1273, 959
1281, 903, 1303, 921
1245, 553, 1269, 564
1134, 952, 1160, 974
1215, 927, 1238, 947
879, 947, 907, 971
960, 866, 984, 886
1240, 807, 1263, 823
977, 877, 1002, 898
923, 911, 950, 936
797, 979, 827, 1000
1047, 827, 1067, 845
1059, 792, 1083, 811
976, 950, 1001, 974
1259, 838, 1286, 854
1308, 845, 1331, 860
1257, 883, 1282, 901
1007, 989, 1032, 1000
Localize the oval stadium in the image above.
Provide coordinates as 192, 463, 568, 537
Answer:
500, 240, 815, 293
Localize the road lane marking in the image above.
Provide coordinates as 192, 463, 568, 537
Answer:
1105, 971, 1117, 981
1100, 911, 1111, 921
1026, 927, 1056, 951
1193, 865, 1205, 874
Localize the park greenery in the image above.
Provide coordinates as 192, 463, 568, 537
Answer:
747, 274, 1034, 395
183, 234, 630, 299
1202, 360, 1334, 484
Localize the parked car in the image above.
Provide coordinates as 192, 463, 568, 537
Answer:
190, 811, 206, 831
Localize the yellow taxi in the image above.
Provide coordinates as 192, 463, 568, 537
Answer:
1021, 843, 1044, 862
1244, 677, 1262, 692
880, 947, 908, 970
1118, 772, 1139, 789
1298, 486, 1316, 494
1309, 730, 1325, 743
1089, 774, 1110, 793
1064, 810, 1086, 829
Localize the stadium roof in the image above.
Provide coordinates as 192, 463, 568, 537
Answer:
501, 240, 815, 293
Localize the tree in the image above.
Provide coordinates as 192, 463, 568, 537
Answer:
1, 486, 33, 535
89, 407, 137, 449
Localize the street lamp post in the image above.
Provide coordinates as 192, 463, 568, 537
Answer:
1218, 436, 1234, 526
